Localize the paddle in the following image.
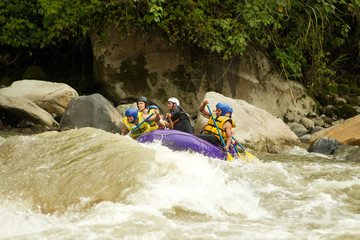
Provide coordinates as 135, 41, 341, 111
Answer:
126, 113, 154, 137
232, 143, 245, 160
206, 105, 233, 161
231, 136, 258, 162
157, 116, 167, 126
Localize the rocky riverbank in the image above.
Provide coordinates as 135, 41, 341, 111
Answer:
0, 80, 359, 161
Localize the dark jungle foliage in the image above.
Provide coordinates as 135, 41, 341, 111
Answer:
1, 0, 359, 97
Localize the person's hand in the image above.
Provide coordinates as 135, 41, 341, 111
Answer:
202, 99, 209, 106
166, 113, 171, 118
224, 146, 229, 152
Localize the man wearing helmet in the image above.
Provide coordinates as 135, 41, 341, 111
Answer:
136, 96, 149, 115
121, 107, 160, 138
165, 97, 193, 133
195, 100, 236, 151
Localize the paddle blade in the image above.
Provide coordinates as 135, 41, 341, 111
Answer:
245, 150, 261, 163
237, 152, 245, 160
227, 152, 233, 161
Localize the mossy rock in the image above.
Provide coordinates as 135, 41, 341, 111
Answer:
325, 107, 336, 118
315, 95, 328, 106
23, 65, 48, 80
338, 104, 357, 119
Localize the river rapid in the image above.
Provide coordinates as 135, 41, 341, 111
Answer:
0, 127, 359, 240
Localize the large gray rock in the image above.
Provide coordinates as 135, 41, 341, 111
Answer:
288, 122, 308, 137
311, 126, 324, 134
308, 137, 342, 155
0, 94, 59, 128
299, 134, 312, 143
0, 80, 78, 117
89, 26, 316, 122
60, 93, 122, 133
195, 92, 300, 153
116, 103, 137, 120
311, 116, 325, 127
300, 117, 314, 131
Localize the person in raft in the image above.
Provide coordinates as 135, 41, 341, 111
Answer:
136, 96, 149, 115
195, 100, 236, 152
164, 97, 193, 134
147, 105, 167, 130
225, 105, 240, 145
121, 107, 160, 138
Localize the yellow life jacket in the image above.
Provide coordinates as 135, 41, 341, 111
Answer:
147, 108, 159, 131
123, 112, 151, 138
202, 116, 236, 142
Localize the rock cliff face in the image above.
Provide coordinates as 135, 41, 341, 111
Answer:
89, 27, 316, 122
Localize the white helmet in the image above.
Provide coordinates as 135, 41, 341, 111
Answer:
168, 97, 180, 106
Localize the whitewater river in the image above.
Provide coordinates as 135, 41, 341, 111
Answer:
0, 127, 359, 240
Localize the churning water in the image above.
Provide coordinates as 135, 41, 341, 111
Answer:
0, 128, 359, 240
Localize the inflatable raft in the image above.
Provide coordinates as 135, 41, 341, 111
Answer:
136, 129, 236, 160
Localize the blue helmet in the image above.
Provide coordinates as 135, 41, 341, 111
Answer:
148, 105, 159, 110
216, 102, 230, 116
125, 107, 138, 121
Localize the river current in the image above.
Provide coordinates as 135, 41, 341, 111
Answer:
0, 127, 359, 240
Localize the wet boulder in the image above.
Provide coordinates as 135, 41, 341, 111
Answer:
289, 122, 308, 137
299, 134, 312, 143
311, 116, 325, 127
308, 137, 342, 155
300, 117, 314, 131
311, 126, 324, 134
0, 94, 59, 129
60, 93, 122, 133
0, 80, 78, 119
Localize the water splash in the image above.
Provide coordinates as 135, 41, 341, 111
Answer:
1, 128, 360, 239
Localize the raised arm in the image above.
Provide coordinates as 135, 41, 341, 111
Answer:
199, 99, 211, 118
143, 109, 160, 122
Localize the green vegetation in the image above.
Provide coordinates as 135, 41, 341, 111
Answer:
1, 0, 359, 98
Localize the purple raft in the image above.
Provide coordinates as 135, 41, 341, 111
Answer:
136, 129, 236, 160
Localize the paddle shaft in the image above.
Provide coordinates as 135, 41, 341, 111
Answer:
157, 116, 167, 126
126, 113, 154, 137
232, 136, 246, 151
232, 143, 244, 160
